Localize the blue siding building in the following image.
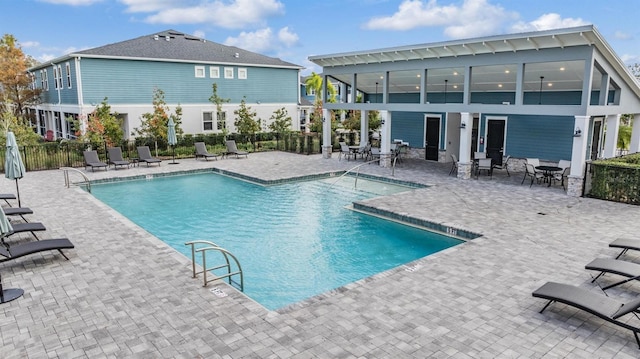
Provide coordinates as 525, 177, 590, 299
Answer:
28, 30, 303, 140
309, 25, 640, 196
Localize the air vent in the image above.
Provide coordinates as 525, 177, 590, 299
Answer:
165, 36, 170, 41
154, 35, 159, 40
234, 53, 239, 58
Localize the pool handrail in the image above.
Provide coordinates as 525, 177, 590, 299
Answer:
60, 167, 91, 193
184, 240, 244, 292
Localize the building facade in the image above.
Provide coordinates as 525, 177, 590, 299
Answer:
309, 25, 640, 196
28, 30, 303, 140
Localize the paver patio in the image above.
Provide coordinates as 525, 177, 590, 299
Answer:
1, 151, 639, 358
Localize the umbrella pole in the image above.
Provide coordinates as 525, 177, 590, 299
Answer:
15, 179, 20, 207
169, 146, 178, 165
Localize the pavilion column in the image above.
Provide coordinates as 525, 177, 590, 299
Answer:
567, 115, 590, 197
602, 114, 620, 158
321, 108, 332, 158
457, 112, 473, 179
629, 114, 640, 154
360, 110, 369, 146
379, 111, 392, 167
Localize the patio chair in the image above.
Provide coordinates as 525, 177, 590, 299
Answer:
3, 207, 33, 222
449, 154, 459, 176
107, 147, 131, 169
609, 238, 640, 259
475, 158, 493, 179
532, 281, 640, 349
194, 142, 219, 161
83, 150, 108, 172
526, 158, 540, 167
522, 163, 544, 187
8, 222, 47, 241
367, 147, 381, 163
586, 258, 640, 290
0, 237, 73, 263
136, 146, 162, 166
553, 160, 571, 188
0, 194, 16, 206
357, 143, 370, 160
338, 142, 354, 161
225, 140, 249, 159
492, 155, 511, 176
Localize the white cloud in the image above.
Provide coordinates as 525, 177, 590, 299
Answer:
37, 0, 103, 5
363, 0, 516, 38
124, 0, 285, 29
20, 41, 40, 48
38, 54, 57, 62
511, 13, 590, 33
224, 26, 299, 54
615, 31, 632, 40
193, 30, 206, 39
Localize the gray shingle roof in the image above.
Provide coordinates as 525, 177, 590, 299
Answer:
74, 30, 302, 69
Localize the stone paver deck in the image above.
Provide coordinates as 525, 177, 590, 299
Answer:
1, 151, 640, 358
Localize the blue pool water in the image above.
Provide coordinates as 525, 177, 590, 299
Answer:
90, 173, 462, 310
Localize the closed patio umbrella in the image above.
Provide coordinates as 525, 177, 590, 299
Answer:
167, 118, 178, 164
0, 208, 22, 303
4, 131, 26, 207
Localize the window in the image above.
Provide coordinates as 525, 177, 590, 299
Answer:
195, 66, 205, 78
203, 112, 213, 131
65, 62, 72, 88
41, 69, 49, 90
217, 111, 226, 130
57, 65, 63, 89
238, 68, 247, 79
29, 72, 36, 90
210, 66, 220, 78
224, 67, 234, 79
53, 66, 59, 89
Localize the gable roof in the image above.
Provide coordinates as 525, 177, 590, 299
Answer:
36, 30, 302, 70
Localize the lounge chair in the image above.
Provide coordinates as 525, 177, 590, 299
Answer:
3, 207, 33, 222
9, 222, 46, 240
0, 194, 16, 206
225, 140, 248, 158
0, 237, 74, 303
136, 146, 162, 166
83, 150, 108, 172
107, 147, 131, 169
532, 281, 640, 348
586, 258, 640, 290
610, 238, 640, 259
195, 142, 219, 161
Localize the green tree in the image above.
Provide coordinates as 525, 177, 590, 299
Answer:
268, 107, 292, 134
135, 87, 182, 141
233, 97, 260, 137
74, 97, 124, 147
0, 95, 41, 146
209, 82, 230, 139
0, 34, 41, 121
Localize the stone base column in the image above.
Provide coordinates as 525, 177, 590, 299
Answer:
566, 175, 584, 197
322, 145, 332, 159
379, 153, 393, 167
457, 162, 472, 179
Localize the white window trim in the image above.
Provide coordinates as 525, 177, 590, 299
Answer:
224, 67, 234, 79
238, 68, 247, 79
53, 66, 59, 90
203, 111, 214, 131
195, 66, 205, 78
209, 66, 220, 78
216, 111, 227, 131
57, 65, 63, 89
65, 62, 72, 89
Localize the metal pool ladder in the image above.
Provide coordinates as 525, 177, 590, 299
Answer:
185, 240, 244, 291
60, 167, 91, 193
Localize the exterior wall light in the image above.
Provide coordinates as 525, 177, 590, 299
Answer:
573, 128, 582, 137
459, 121, 466, 129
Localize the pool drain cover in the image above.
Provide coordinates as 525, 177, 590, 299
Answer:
210, 287, 228, 297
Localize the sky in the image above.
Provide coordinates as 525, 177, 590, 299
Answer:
2, 0, 639, 75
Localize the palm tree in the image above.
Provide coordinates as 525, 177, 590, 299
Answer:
304, 72, 337, 104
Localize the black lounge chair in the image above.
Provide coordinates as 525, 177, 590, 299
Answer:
195, 142, 219, 161
3, 207, 33, 222
532, 281, 640, 348
0, 238, 74, 303
587, 258, 640, 290
136, 146, 162, 166
225, 140, 248, 158
0, 194, 16, 206
610, 238, 640, 259
107, 147, 131, 169
83, 150, 108, 172
8, 222, 46, 240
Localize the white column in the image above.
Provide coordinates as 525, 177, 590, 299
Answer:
457, 112, 473, 179
629, 114, 640, 154
322, 108, 332, 158
379, 111, 392, 167
602, 114, 620, 158
567, 115, 590, 197
360, 110, 369, 145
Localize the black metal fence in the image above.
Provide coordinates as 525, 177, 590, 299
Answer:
0, 132, 348, 172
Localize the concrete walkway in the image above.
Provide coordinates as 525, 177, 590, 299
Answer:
1, 151, 639, 358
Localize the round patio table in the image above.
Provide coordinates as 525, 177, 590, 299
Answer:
536, 165, 562, 187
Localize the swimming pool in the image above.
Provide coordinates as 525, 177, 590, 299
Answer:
90, 172, 463, 310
